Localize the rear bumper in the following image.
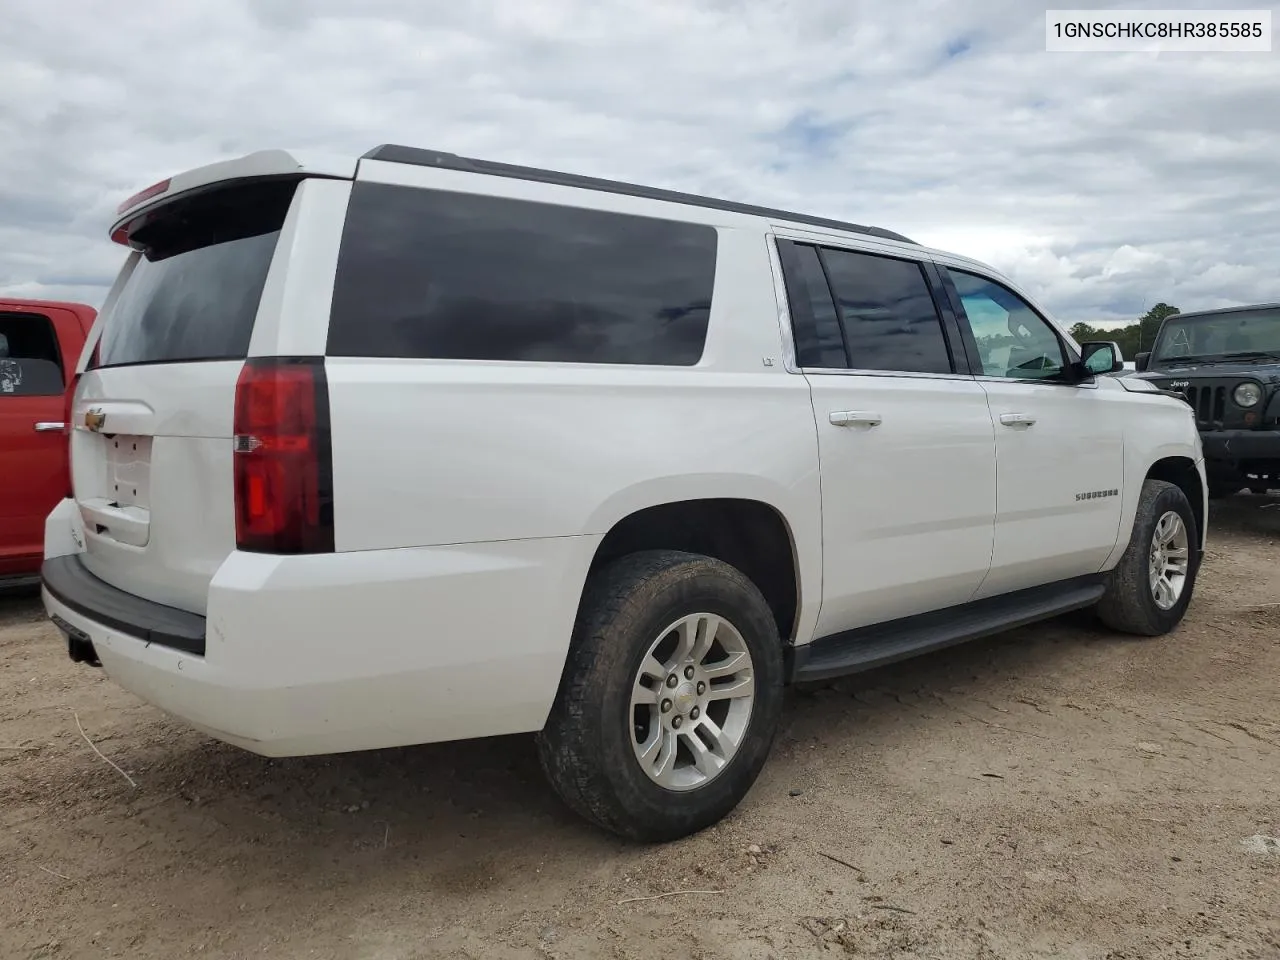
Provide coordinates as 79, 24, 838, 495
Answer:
42, 555, 205, 655
42, 534, 600, 757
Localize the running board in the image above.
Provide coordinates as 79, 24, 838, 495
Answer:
788, 575, 1106, 683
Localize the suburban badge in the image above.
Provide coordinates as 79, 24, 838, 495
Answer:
1075, 488, 1119, 501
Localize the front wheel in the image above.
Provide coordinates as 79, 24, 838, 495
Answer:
1096, 479, 1200, 636
536, 550, 784, 842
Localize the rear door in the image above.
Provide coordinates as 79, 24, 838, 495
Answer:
0, 306, 76, 575
774, 237, 996, 635
70, 177, 327, 613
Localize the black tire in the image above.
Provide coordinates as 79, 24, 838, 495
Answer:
1096, 479, 1200, 636
536, 550, 784, 842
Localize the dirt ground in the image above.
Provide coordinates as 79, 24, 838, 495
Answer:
2, 498, 1278, 960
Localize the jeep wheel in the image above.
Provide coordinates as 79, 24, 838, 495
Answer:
537, 550, 784, 842
1096, 479, 1199, 636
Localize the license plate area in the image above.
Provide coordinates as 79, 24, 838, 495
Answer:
104, 434, 152, 508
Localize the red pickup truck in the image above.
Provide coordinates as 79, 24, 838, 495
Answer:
0, 298, 96, 588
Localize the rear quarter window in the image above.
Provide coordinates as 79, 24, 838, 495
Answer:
327, 183, 718, 365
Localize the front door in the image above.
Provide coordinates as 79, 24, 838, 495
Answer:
940, 267, 1125, 598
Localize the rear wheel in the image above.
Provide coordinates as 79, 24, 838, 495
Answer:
537, 550, 784, 842
1096, 479, 1199, 636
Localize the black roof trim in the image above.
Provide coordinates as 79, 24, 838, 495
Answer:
1166, 301, 1280, 321
361, 144, 916, 245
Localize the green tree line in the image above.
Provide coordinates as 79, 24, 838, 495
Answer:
1069, 303, 1180, 361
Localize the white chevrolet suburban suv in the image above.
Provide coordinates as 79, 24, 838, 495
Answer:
42, 146, 1206, 841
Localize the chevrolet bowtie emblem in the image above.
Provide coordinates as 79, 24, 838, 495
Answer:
84, 408, 106, 432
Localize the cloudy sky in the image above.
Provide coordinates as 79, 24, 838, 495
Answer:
1, 0, 1277, 327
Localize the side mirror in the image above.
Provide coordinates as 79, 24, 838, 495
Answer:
1135, 352, 1151, 372
1080, 341, 1124, 376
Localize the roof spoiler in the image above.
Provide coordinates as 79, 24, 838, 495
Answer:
110, 150, 357, 244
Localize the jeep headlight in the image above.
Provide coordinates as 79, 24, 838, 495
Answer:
1233, 382, 1262, 408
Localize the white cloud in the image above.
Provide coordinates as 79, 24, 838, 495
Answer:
1102, 245, 1164, 279
1, 0, 1277, 328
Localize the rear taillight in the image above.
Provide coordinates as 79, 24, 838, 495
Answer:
232, 357, 334, 554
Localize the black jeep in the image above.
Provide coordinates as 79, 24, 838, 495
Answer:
1135, 302, 1280, 497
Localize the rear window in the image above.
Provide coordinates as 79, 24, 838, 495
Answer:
94, 181, 296, 369
327, 183, 718, 365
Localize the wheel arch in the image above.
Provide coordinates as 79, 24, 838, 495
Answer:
585, 496, 808, 646
1146, 456, 1206, 550
1105, 436, 1207, 574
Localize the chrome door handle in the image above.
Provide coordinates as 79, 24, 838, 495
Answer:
830, 411, 882, 427
34, 422, 66, 432
999, 413, 1036, 427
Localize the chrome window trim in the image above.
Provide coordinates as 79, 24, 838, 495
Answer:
973, 374, 1099, 390
798, 367, 976, 382
799, 367, 1100, 389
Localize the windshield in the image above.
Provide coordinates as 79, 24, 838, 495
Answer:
1151, 307, 1280, 364
94, 180, 297, 369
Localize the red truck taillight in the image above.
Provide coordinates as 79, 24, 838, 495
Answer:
232, 358, 335, 554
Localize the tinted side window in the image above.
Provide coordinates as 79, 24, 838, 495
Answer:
776, 241, 846, 368
947, 269, 1066, 380
819, 248, 954, 375
328, 184, 717, 365
0, 314, 64, 396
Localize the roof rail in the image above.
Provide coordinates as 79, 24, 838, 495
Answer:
361, 144, 916, 245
